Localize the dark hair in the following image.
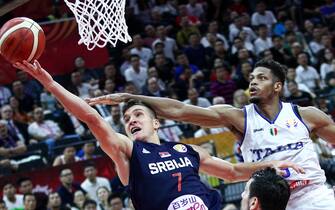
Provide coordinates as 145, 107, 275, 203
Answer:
23, 193, 35, 202
83, 200, 96, 208
249, 168, 290, 210
254, 59, 287, 85
122, 99, 157, 119
108, 193, 123, 204
84, 162, 96, 170
17, 177, 31, 187
0, 199, 5, 205
59, 168, 72, 176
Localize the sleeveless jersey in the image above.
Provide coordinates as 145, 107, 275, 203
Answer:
240, 102, 326, 185
129, 141, 221, 210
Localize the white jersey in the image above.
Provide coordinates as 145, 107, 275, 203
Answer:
240, 102, 326, 185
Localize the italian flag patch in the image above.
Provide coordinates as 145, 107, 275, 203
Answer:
270, 127, 278, 136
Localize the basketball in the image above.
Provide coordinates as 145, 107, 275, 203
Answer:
0, 17, 45, 64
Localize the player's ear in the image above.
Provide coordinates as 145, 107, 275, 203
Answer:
153, 118, 160, 130
274, 81, 282, 92
249, 197, 259, 210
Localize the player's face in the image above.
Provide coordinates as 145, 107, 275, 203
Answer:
240, 179, 252, 210
249, 67, 281, 104
124, 105, 159, 142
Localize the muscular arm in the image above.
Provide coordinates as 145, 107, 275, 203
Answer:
192, 145, 304, 182
90, 93, 244, 130
299, 106, 335, 144
14, 61, 133, 185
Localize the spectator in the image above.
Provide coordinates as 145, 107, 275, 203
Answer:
98, 64, 125, 92
295, 52, 320, 91
142, 77, 167, 97
130, 34, 153, 64
320, 49, 335, 87
148, 52, 174, 84
72, 190, 86, 210
210, 65, 237, 105
186, 0, 205, 19
176, 16, 200, 47
254, 24, 273, 56
91, 90, 111, 119
309, 27, 324, 56
78, 142, 97, 161
147, 67, 166, 91
157, 119, 184, 142
67, 72, 92, 99
40, 89, 57, 112
234, 61, 251, 90
2, 182, 23, 210
0, 199, 7, 210
73, 57, 100, 87
108, 194, 126, 210
270, 35, 286, 64
28, 107, 64, 152
96, 186, 111, 210
285, 80, 315, 107
47, 192, 70, 210
1, 105, 27, 144
124, 55, 148, 92
229, 16, 257, 43
0, 119, 27, 158
8, 97, 31, 124
0, 85, 12, 106
153, 25, 178, 62
183, 88, 211, 107
81, 163, 111, 203
183, 33, 207, 69
201, 21, 229, 50
17, 177, 48, 210
16, 71, 42, 104
12, 81, 35, 114
22, 193, 37, 210
142, 25, 157, 48
104, 105, 125, 134
53, 146, 80, 166
57, 168, 85, 207
284, 68, 313, 98
82, 200, 96, 210
251, 1, 277, 30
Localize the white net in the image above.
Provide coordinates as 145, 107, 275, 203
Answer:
64, 0, 132, 50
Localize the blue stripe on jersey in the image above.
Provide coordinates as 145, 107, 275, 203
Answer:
129, 141, 222, 210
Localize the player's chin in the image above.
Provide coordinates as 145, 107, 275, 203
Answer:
249, 96, 261, 104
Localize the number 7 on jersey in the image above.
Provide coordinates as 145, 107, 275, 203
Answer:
172, 172, 182, 192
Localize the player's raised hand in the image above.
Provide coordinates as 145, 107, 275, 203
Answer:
13, 60, 53, 85
85, 93, 129, 106
271, 160, 305, 176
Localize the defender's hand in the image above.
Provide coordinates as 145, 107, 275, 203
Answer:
85, 93, 129, 106
271, 160, 305, 176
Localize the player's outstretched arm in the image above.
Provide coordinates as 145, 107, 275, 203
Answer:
13, 60, 133, 184
192, 145, 304, 182
299, 106, 335, 144
86, 93, 244, 128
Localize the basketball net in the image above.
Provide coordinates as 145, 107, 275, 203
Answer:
64, 0, 132, 50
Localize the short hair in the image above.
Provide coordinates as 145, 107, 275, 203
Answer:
122, 99, 157, 119
83, 200, 96, 208
17, 177, 31, 186
59, 168, 72, 176
249, 168, 290, 210
23, 193, 35, 202
84, 162, 96, 170
108, 193, 123, 204
254, 59, 287, 85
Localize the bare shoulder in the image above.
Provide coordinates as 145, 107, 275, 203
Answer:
209, 104, 245, 131
298, 106, 333, 131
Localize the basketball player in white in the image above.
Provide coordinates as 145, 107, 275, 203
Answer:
87, 59, 335, 210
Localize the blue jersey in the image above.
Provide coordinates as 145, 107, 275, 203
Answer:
129, 141, 222, 210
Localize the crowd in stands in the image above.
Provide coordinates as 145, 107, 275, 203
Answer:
1, 0, 335, 209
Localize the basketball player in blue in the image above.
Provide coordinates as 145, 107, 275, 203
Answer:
87, 59, 335, 210
13, 60, 303, 210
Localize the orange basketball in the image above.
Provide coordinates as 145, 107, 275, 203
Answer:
0, 17, 45, 64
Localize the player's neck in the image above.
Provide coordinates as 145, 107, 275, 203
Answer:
255, 98, 282, 122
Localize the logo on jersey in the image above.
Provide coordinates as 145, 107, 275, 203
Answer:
142, 148, 151, 154
168, 194, 208, 210
173, 144, 187, 153
253, 128, 264, 133
159, 151, 171, 158
269, 127, 278, 136
286, 119, 298, 128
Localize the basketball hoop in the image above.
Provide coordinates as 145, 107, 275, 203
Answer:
64, 0, 132, 50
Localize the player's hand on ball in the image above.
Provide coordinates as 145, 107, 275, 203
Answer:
13, 60, 53, 85
85, 93, 129, 106
271, 160, 305, 176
